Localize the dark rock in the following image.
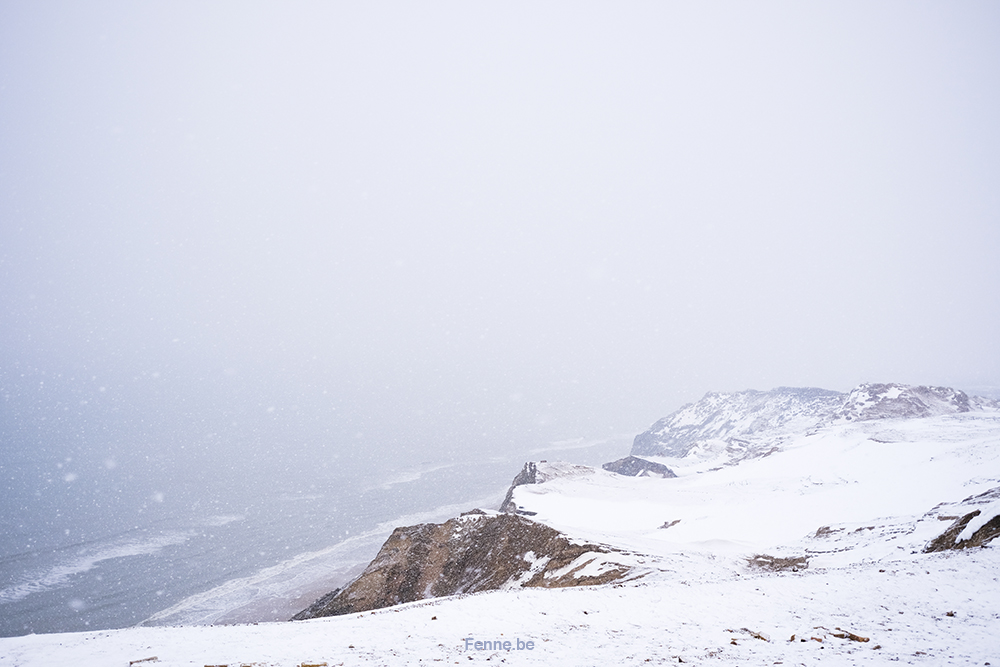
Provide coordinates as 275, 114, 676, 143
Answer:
602, 456, 676, 478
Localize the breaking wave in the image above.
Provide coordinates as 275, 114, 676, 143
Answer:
0, 531, 193, 605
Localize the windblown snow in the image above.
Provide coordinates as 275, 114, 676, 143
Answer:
2, 383, 999, 666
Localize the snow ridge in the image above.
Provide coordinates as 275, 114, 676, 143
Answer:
836, 382, 970, 421
632, 386, 843, 457
632, 382, 993, 458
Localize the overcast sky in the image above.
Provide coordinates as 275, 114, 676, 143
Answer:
2, 2, 999, 465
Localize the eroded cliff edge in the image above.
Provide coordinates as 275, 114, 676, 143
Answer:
292, 509, 633, 620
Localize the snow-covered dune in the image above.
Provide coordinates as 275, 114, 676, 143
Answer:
513, 413, 1000, 560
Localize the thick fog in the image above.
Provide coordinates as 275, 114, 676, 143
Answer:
2, 3, 1000, 538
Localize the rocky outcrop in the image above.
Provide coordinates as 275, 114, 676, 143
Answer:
925, 510, 1000, 552
925, 486, 1000, 552
291, 512, 632, 620
499, 461, 606, 512
499, 462, 537, 513
747, 554, 808, 572
602, 456, 676, 478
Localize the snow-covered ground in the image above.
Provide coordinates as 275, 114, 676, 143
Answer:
3, 411, 999, 665
2, 547, 997, 665
513, 414, 1000, 558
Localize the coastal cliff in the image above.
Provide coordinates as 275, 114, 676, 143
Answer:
292, 510, 632, 620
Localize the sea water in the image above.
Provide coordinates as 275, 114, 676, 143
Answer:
0, 434, 627, 637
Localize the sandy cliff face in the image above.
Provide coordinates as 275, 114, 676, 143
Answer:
292, 511, 632, 620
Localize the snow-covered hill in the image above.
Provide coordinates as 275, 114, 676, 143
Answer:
514, 412, 1000, 562
631, 382, 998, 468
2, 383, 999, 665
631, 386, 843, 458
